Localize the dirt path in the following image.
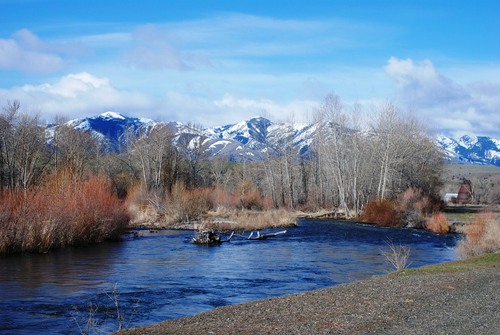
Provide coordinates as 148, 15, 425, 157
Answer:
117, 256, 500, 335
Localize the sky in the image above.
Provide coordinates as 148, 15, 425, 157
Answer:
0, 0, 499, 138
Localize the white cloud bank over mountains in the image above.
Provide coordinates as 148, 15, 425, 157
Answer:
385, 57, 500, 138
1, 57, 499, 139
0, 26, 498, 137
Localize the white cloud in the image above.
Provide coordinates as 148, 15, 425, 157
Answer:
0, 71, 318, 127
385, 57, 470, 107
0, 29, 64, 73
0, 72, 154, 121
385, 57, 500, 138
0, 29, 83, 73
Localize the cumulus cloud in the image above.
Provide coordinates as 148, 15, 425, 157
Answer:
385, 57, 470, 107
385, 57, 500, 138
0, 72, 155, 121
0, 29, 82, 73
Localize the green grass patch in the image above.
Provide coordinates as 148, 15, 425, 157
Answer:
389, 252, 500, 277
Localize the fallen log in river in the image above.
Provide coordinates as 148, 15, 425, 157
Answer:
192, 230, 286, 245
246, 230, 287, 240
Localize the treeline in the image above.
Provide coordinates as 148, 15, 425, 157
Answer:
1, 94, 445, 252
0, 101, 129, 253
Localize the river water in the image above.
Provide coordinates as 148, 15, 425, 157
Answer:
0, 219, 459, 334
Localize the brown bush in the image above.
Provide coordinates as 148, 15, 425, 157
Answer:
456, 212, 500, 259
0, 175, 129, 254
209, 188, 240, 210
425, 212, 450, 234
240, 188, 268, 211
359, 198, 401, 227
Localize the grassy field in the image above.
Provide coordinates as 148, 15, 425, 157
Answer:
391, 252, 500, 277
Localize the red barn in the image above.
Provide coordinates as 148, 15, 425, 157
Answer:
456, 181, 473, 204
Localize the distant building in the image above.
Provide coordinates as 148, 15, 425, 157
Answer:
444, 193, 458, 204
456, 180, 473, 204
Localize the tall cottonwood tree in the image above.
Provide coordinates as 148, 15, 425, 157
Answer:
311, 94, 443, 216
125, 124, 177, 192
370, 103, 443, 199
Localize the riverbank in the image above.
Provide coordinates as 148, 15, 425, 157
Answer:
116, 253, 500, 335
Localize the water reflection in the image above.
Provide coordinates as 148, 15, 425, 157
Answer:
0, 219, 459, 334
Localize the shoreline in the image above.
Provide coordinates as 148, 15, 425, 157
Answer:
116, 253, 500, 335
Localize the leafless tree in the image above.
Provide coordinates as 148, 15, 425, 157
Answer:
0, 101, 48, 192
52, 124, 100, 180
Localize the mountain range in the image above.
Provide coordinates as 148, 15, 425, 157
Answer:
49, 111, 500, 167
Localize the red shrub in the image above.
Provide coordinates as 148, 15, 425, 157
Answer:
0, 175, 129, 254
359, 198, 401, 227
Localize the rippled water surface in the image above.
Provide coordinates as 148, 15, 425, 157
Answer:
0, 219, 459, 334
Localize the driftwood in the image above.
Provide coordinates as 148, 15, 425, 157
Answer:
192, 230, 234, 245
192, 229, 287, 245
246, 230, 287, 240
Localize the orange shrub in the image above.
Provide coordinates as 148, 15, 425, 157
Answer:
359, 198, 401, 227
425, 212, 450, 234
0, 175, 129, 254
456, 212, 500, 259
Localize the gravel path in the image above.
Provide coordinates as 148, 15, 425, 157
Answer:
117, 262, 499, 335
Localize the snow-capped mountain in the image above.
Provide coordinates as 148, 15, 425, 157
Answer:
53, 112, 156, 151
436, 134, 500, 166
48, 111, 500, 166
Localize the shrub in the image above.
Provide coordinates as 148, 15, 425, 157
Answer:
381, 241, 412, 271
0, 175, 129, 254
359, 198, 401, 227
456, 212, 500, 259
240, 188, 268, 211
425, 212, 450, 234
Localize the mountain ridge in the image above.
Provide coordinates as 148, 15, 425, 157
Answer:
49, 111, 500, 166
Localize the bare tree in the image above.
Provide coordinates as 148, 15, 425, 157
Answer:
52, 124, 100, 180
0, 101, 48, 192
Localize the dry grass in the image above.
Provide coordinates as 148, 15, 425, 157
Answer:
456, 211, 500, 259
127, 184, 273, 228
202, 208, 298, 231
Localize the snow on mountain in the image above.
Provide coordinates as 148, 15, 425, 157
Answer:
49, 112, 500, 166
437, 134, 500, 166
49, 111, 156, 151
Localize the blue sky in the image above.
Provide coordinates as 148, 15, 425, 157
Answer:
0, 0, 499, 137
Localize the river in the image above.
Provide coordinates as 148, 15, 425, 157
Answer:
0, 219, 459, 334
